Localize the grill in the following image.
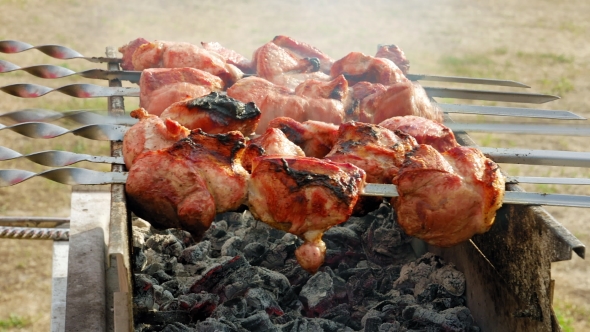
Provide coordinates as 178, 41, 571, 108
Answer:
0, 42, 586, 332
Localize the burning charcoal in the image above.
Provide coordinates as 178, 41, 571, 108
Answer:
211, 297, 248, 320
135, 311, 192, 328
254, 266, 292, 300
377, 322, 401, 331
239, 311, 277, 332
318, 303, 351, 326
132, 227, 147, 248
161, 280, 180, 296
277, 317, 351, 332
299, 271, 345, 317
363, 316, 382, 332
245, 288, 284, 316
145, 234, 180, 253
133, 248, 148, 271
243, 242, 268, 265
220, 236, 243, 257
160, 322, 195, 332
362, 212, 414, 266
194, 317, 243, 332
166, 228, 195, 248
143, 262, 163, 277
345, 266, 382, 307
177, 292, 220, 320
188, 256, 249, 292
180, 240, 212, 264
153, 284, 175, 308
429, 264, 466, 297
322, 226, 365, 268
402, 305, 475, 331
134, 274, 158, 311
152, 270, 174, 283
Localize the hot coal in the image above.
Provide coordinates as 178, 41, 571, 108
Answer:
132, 203, 480, 331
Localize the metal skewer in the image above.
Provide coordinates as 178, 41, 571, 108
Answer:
0, 40, 118, 63
0, 122, 127, 140
0, 167, 587, 208
0, 147, 123, 166
0, 109, 136, 125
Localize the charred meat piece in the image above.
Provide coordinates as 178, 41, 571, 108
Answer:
331, 52, 407, 86
325, 121, 417, 184
358, 81, 443, 124
120, 38, 243, 86
393, 145, 505, 247
268, 117, 339, 158
379, 115, 459, 152
126, 130, 250, 240
242, 127, 305, 172
375, 44, 410, 75
160, 92, 261, 136
227, 76, 349, 134
294, 74, 349, 101
201, 41, 254, 73
325, 121, 417, 215
139, 68, 224, 116
271, 35, 334, 74
122, 108, 190, 169
252, 40, 331, 90
248, 157, 366, 273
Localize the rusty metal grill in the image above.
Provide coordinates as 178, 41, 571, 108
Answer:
0, 42, 586, 331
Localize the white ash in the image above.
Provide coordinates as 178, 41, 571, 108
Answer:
133, 202, 480, 332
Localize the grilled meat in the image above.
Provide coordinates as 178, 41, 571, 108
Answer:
119, 38, 243, 86
375, 44, 410, 75
160, 92, 262, 136
379, 115, 459, 152
393, 145, 505, 247
126, 130, 249, 240
139, 68, 224, 116
242, 127, 305, 172
252, 39, 331, 90
227, 76, 348, 134
248, 156, 366, 273
122, 108, 190, 169
201, 41, 254, 73
325, 121, 417, 184
268, 117, 339, 158
331, 52, 408, 86
358, 80, 443, 123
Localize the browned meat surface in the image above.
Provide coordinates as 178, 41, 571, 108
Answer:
359, 81, 443, 124
271, 35, 334, 73
126, 130, 249, 240
139, 68, 224, 116
120, 38, 243, 86
248, 156, 366, 273
330, 52, 408, 86
379, 115, 459, 152
393, 145, 505, 247
242, 127, 305, 172
268, 117, 339, 158
325, 121, 417, 184
160, 92, 261, 136
201, 41, 254, 73
118, 37, 149, 70
252, 40, 331, 90
227, 76, 349, 134
375, 44, 410, 75
122, 108, 190, 169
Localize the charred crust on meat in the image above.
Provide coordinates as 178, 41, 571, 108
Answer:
185, 92, 261, 120
172, 129, 246, 161
277, 158, 357, 206
277, 125, 304, 145
304, 57, 321, 72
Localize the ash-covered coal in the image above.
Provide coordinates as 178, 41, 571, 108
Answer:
132, 202, 479, 332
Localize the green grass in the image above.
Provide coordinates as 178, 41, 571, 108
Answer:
554, 300, 590, 332
0, 314, 32, 331
538, 77, 575, 96
516, 52, 575, 65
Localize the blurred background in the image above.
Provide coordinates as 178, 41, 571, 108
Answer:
0, 0, 588, 330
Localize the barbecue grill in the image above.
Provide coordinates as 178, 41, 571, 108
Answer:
0, 42, 586, 332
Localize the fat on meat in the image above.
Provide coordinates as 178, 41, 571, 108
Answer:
248, 156, 365, 273
160, 92, 261, 136
122, 108, 190, 169
139, 67, 224, 116
379, 115, 459, 152
126, 130, 249, 240
242, 127, 305, 172
393, 145, 505, 247
268, 117, 339, 158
